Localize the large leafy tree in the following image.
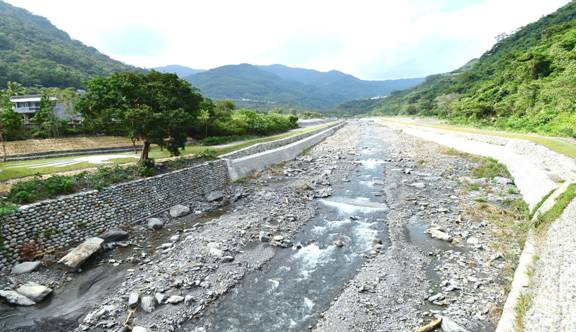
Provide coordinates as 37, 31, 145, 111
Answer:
77, 71, 204, 162
0, 82, 23, 162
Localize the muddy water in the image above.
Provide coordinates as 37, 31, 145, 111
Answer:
181, 129, 390, 332
0, 208, 230, 331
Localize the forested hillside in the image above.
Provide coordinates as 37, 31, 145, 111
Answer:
185, 63, 423, 111
0, 0, 138, 87
370, 1, 576, 137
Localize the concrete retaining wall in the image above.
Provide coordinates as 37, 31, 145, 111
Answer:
220, 122, 339, 160
225, 122, 345, 181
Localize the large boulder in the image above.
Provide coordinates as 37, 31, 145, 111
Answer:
15, 282, 52, 302
170, 205, 190, 218
0, 290, 35, 306
140, 295, 156, 313
99, 228, 129, 243
206, 191, 225, 202
11, 261, 41, 275
58, 237, 104, 271
147, 218, 164, 230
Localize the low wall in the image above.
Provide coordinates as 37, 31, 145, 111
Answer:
0, 160, 229, 270
220, 122, 338, 160
225, 122, 345, 180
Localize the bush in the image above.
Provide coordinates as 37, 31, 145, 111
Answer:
137, 159, 156, 177
199, 149, 218, 160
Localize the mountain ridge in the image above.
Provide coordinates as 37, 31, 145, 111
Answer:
184, 63, 423, 111
0, 0, 139, 87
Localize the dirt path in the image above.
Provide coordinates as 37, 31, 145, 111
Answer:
0, 121, 525, 332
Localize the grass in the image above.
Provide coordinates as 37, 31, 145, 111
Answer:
0, 123, 333, 182
533, 184, 576, 232
472, 157, 511, 179
514, 283, 534, 332
529, 188, 556, 219
379, 117, 576, 159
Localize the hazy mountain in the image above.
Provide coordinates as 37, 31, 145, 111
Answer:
184, 63, 423, 110
154, 65, 204, 78
0, 0, 139, 87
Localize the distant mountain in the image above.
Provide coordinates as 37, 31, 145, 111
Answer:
154, 65, 204, 78
365, 1, 576, 136
0, 0, 139, 87
184, 63, 423, 111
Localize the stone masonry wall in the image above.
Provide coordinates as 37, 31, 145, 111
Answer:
0, 160, 229, 270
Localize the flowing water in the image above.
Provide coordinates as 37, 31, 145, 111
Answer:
181, 128, 390, 332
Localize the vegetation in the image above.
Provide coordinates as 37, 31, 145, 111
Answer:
471, 157, 511, 179
366, 2, 576, 137
534, 184, 576, 230
0, 82, 23, 161
76, 71, 205, 162
0, 1, 139, 87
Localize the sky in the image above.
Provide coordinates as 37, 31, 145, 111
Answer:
5, 0, 571, 80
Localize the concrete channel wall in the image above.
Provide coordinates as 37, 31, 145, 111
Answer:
0, 122, 344, 271
225, 122, 345, 181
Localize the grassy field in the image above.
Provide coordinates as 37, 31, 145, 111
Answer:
0, 123, 332, 182
378, 117, 576, 159
1, 136, 134, 156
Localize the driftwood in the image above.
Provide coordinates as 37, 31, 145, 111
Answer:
415, 318, 442, 332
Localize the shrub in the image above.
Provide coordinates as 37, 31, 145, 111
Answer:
137, 158, 156, 177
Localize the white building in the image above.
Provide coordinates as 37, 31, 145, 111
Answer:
10, 95, 80, 124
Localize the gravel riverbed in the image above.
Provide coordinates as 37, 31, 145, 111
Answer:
0, 121, 525, 332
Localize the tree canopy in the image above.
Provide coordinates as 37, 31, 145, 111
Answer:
76, 71, 204, 161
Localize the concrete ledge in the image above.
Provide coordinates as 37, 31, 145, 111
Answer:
224, 122, 345, 181
496, 182, 574, 332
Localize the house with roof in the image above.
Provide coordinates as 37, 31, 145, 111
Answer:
10, 95, 80, 125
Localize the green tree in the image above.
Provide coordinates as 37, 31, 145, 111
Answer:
76, 71, 204, 162
32, 90, 61, 138
198, 109, 211, 138
0, 86, 22, 161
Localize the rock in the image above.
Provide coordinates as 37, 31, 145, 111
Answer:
115, 327, 130, 332
155, 292, 166, 305
259, 231, 271, 242
83, 305, 117, 324
166, 295, 184, 304
170, 205, 190, 218
207, 242, 224, 258
99, 228, 129, 243
147, 218, 164, 230
221, 256, 234, 263
58, 237, 104, 270
128, 292, 139, 309
333, 239, 344, 248
185, 294, 194, 305
314, 187, 333, 198
428, 293, 445, 302
272, 235, 284, 242
440, 316, 469, 332
15, 282, 52, 302
11, 261, 41, 274
494, 176, 513, 185
426, 228, 452, 242
206, 191, 225, 202
466, 236, 480, 245
140, 295, 156, 313
409, 182, 426, 189
0, 290, 35, 306
132, 327, 149, 332
170, 235, 180, 242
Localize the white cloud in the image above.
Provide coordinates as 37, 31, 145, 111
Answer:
5, 0, 570, 79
